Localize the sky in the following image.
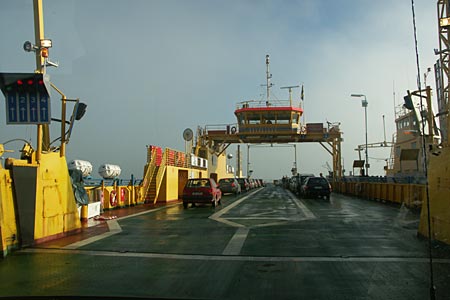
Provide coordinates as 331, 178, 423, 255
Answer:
0, 0, 440, 180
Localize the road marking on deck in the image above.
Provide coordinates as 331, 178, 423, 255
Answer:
222, 227, 250, 255
21, 248, 450, 264
287, 191, 316, 220
210, 188, 315, 229
209, 189, 262, 228
63, 219, 123, 250
62, 203, 181, 250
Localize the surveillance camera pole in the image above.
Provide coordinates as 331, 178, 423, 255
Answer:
364, 98, 369, 176
351, 94, 369, 176
33, 0, 48, 161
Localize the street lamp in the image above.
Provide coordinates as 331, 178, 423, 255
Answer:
351, 94, 369, 176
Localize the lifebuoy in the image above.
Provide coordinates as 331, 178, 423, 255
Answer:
231, 126, 237, 134
110, 190, 117, 207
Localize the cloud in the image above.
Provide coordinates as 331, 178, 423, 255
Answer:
0, 0, 439, 179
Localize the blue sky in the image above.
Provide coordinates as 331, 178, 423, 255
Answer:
0, 0, 439, 179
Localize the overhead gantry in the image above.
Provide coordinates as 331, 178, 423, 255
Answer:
195, 98, 343, 185
194, 54, 343, 185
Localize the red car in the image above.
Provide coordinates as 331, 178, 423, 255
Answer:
182, 178, 222, 208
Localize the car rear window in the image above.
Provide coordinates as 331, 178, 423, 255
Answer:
308, 178, 328, 185
186, 179, 211, 187
219, 178, 234, 183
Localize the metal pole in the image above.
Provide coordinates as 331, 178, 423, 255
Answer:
426, 86, 434, 139
50, 83, 67, 157
33, 0, 45, 73
237, 145, 241, 178
294, 144, 297, 171
364, 102, 369, 176
247, 144, 250, 178
266, 55, 270, 104
289, 88, 292, 106
33, 0, 45, 162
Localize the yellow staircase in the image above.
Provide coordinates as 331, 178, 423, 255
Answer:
142, 148, 167, 203
144, 166, 159, 202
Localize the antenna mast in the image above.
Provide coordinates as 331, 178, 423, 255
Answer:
281, 85, 300, 106
265, 55, 273, 105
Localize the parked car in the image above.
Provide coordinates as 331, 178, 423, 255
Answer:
247, 179, 254, 189
182, 178, 222, 208
299, 176, 331, 200
252, 178, 259, 188
218, 178, 241, 195
237, 178, 250, 192
296, 173, 315, 195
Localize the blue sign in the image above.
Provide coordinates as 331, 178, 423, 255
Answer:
29, 94, 38, 122
39, 95, 50, 123
0, 73, 51, 125
7, 93, 17, 123
18, 93, 28, 122
5, 92, 50, 124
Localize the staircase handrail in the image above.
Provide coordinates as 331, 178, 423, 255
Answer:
141, 147, 158, 197
153, 148, 168, 204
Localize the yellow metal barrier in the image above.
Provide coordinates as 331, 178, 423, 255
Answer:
82, 183, 144, 211
0, 167, 19, 256
419, 147, 450, 245
33, 153, 82, 242
336, 180, 425, 208
2, 152, 82, 246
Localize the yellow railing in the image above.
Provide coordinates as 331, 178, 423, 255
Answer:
335, 181, 426, 208
141, 148, 157, 198
153, 148, 168, 204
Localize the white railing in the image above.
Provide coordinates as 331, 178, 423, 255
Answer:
236, 99, 298, 110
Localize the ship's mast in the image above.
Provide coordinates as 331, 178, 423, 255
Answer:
437, 0, 450, 144
265, 54, 272, 105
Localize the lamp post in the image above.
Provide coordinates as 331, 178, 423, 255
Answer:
351, 94, 369, 176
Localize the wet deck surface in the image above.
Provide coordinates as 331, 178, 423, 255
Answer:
1, 185, 450, 299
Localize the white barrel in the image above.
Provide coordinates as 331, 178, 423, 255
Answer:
68, 160, 93, 177
98, 164, 121, 179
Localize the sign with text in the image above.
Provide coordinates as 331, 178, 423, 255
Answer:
0, 73, 51, 124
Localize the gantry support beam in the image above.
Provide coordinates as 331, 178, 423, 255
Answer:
199, 125, 343, 184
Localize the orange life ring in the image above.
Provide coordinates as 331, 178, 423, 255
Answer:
110, 190, 117, 207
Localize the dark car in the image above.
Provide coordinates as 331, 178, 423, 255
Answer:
237, 178, 250, 192
299, 176, 331, 200
218, 177, 241, 195
182, 178, 222, 208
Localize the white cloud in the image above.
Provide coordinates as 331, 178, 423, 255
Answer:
0, 0, 439, 179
